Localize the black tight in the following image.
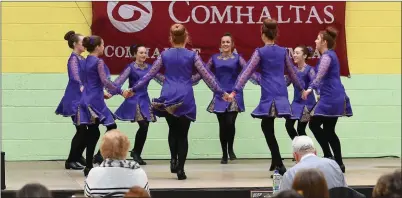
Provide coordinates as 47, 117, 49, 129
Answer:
309, 116, 343, 165
216, 112, 238, 158
67, 125, 87, 162
285, 119, 307, 140
165, 115, 191, 170
85, 123, 101, 168
132, 121, 149, 156
261, 117, 283, 166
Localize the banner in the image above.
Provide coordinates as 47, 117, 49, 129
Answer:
92, 1, 350, 77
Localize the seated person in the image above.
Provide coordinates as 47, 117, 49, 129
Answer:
85, 130, 149, 197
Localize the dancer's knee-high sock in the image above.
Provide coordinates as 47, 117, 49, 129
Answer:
285, 119, 298, 140
309, 117, 333, 157
133, 121, 149, 156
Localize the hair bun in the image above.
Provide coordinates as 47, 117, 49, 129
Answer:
172, 24, 185, 36
64, 30, 76, 41
325, 27, 338, 40
263, 18, 277, 30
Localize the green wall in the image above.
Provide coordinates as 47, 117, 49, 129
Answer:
1, 73, 401, 161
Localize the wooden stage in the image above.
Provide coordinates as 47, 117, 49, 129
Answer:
1, 158, 401, 198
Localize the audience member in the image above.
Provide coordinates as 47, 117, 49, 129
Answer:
274, 189, 304, 198
292, 168, 330, 198
16, 183, 52, 198
372, 169, 401, 198
280, 135, 346, 191
124, 186, 151, 197
85, 130, 149, 197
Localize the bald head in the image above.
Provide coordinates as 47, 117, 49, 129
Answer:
292, 136, 316, 161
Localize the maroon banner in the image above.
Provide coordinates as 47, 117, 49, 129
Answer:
92, 1, 350, 77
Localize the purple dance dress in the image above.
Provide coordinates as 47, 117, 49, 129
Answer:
113, 62, 165, 122
192, 53, 260, 113
128, 48, 225, 121
285, 65, 317, 121
232, 45, 304, 119
74, 55, 123, 126
308, 50, 353, 117
55, 52, 85, 121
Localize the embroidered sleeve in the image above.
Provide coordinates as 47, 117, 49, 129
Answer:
97, 59, 123, 95
239, 56, 261, 85
129, 56, 163, 92
284, 75, 291, 86
308, 67, 320, 94
233, 50, 261, 92
309, 54, 331, 90
285, 54, 304, 90
193, 54, 224, 95
113, 65, 131, 87
153, 72, 165, 86
192, 57, 213, 86
69, 55, 82, 86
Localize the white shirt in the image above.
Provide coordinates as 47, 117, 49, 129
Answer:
84, 166, 149, 197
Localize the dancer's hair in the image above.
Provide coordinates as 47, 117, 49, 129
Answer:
64, 30, 83, 49
82, 35, 102, 53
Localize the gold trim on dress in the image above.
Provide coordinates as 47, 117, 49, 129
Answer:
300, 105, 311, 123
135, 104, 145, 122
134, 62, 148, 70
269, 100, 278, 117
165, 102, 183, 115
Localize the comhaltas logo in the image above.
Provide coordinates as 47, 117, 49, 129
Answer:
107, 1, 153, 33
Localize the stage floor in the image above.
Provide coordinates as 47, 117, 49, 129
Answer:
4, 158, 401, 191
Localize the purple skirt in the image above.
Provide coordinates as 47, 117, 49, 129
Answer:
251, 96, 292, 119
114, 95, 156, 122
206, 92, 245, 113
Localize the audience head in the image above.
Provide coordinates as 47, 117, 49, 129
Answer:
373, 169, 401, 198
82, 35, 104, 56
16, 183, 52, 198
292, 168, 329, 198
100, 129, 130, 160
293, 45, 314, 65
124, 186, 151, 198
64, 31, 85, 54
316, 26, 338, 53
169, 23, 189, 46
261, 18, 278, 42
292, 136, 316, 162
130, 44, 147, 63
274, 189, 304, 198
221, 32, 234, 53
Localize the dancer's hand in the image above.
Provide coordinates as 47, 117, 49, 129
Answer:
302, 89, 312, 100
122, 89, 134, 99
104, 92, 112, 100
223, 92, 230, 102
80, 86, 84, 92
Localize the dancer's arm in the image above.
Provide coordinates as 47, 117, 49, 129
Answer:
129, 56, 163, 92
233, 49, 261, 93
239, 56, 261, 85
69, 55, 83, 88
191, 57, 213, 86
97, 59, 123, 95
284, 55, 304, 90
112, 64, 131, 87
308, 68, 320, 95
193, 53, 224, 95
308, 54, 331, 91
